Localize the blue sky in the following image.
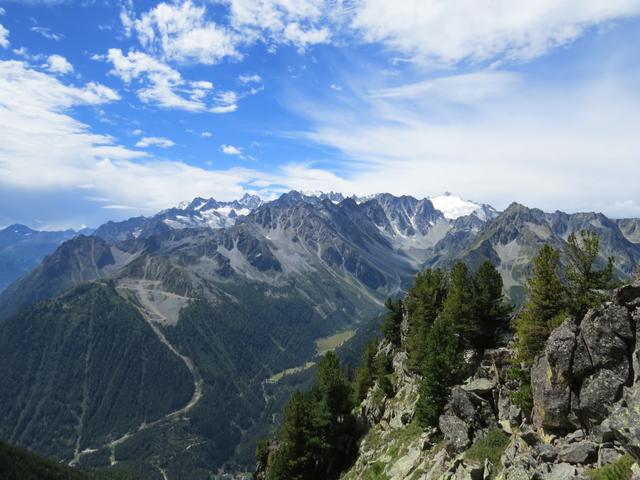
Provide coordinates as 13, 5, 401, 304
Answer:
1, 0, 640, 229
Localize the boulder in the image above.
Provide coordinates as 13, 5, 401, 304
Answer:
440, 414, 471, 452
535, 443, 559, 462
593, 418, 616, 443
577, 369, 625, 425
386, 445, 421, 479
633, 307, 640, 384
462, 377, 496, 395
547, 463, 577, 479
448, 386, 478, 421
598, 447, 623, 467
531, 319, 578, 431
614, 283, 640, 307
558, 440, 598, 464
610, 384, 640, 461
565, 429, 585, 443
424, 449, 449, 480
573, 306, 630, 380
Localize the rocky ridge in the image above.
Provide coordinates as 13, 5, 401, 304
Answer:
338, 280, 640, 479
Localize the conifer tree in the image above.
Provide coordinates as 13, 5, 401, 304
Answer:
471, 261, 512, 351
405, 268, 448, 372
268, 352, 357, 480
268, 392, 314, 480
415, 315, 465, 428
352, 339, 378, 403
310, 352, 357, 477
438, 262, 474, 348
381, 297, 403, 347
566, 230, 614, 318
513, 245, 566, 366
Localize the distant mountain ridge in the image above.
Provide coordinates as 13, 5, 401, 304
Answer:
89, 191, 492, 245
0, 224, 91, 293
0, 191, 638, 478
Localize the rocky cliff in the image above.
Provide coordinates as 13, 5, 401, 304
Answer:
336, 280, 640, 479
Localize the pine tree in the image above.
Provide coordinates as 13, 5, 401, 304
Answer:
438, 262, 474, 348
415, 315, 465, 428
405, 268, 448, 372
381, 297, 403, 347
471, 261, 512, 351
566, 230, 614, 318
352, 340, 378, 403
269, 392, 315, 480
513, 245, 566, 366
310, 352, 357, 477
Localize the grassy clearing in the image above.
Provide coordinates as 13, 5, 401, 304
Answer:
267, 361, 315, 383
465, 429, 510, 474
587, 455, 634, 480
360, 462, 389, 480
315, 329, 356, 355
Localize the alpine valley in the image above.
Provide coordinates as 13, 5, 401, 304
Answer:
1, 191, 639, 479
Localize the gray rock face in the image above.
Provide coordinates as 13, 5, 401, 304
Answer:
440, 414, 471, 452
532, 285, 640, 433
598, 447, 623, 467
558, 440, 598, 464
610, 384, 640, 461
531, 319, 578, 431
547, 462, 577, 480
578, 369, 626, 424
614, 283, 640, 307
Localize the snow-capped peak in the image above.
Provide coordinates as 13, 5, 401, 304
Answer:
430, 193, 494, 221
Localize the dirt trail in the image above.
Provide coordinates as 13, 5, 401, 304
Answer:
75, 284, 203, 467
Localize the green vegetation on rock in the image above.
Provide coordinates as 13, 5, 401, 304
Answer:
464, 430, 510, 472
587, 455, 634, 480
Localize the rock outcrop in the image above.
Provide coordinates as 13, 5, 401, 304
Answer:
531, 282, 640, 434
337, 281, 640, 480
257, 281, 640, 479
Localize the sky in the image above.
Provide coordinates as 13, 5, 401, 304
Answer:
1, 0, 640, 230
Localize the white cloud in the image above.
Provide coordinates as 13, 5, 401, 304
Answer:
227, 0, 335, 49
0, 60, 130, 190
283, 22, 329, 49
221, 144, 241, 155
0, 59, 287, 216
0, 7, 5, 15
46, 54, 74, 74
287, 64, 640, 217
0, 24, 8, 48
201, 131, 212, 137
239, 73, 261, 84
31, 26, 63, 41
135, 136, 175, 148
106, 48, 235, 112
132, 128, 143, 136
350, 0, 640, 64
130, 0, 239, 65
0, 59, 352, 221
330, 83, 342, 91
118, 0, 640, 71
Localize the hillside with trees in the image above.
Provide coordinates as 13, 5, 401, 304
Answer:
256, 230, 635, 480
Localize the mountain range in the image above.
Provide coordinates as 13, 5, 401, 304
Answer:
0, 224, 92, 293
0, 191, 638, 478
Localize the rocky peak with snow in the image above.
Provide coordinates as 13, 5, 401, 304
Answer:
430, 192, 498, 221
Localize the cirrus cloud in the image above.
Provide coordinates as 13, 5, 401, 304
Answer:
135, 136, 175, 148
